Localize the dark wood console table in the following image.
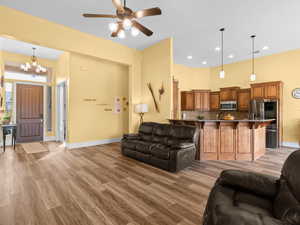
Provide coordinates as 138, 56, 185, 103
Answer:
2, 124, 17, 152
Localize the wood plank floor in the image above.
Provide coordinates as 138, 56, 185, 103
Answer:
0, 142, 296, 225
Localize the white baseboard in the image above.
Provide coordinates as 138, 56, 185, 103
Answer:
282, 142, 300, 148
66, 137, 122, 149
44, 136, 57, 142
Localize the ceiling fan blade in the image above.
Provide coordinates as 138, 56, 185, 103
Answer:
134, 7, 162, 19
111, 23, 122, 37
83, 14, 117, 18
132, 21, 153, 36
112, 0, 125, 13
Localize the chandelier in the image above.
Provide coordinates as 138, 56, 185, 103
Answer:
20, 47, 47, 73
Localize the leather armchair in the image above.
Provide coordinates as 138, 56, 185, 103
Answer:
203, 150, 300, 225
121, 122, 198, 172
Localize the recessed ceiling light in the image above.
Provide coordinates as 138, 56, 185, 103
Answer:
215, 47, 221, 51
262, 46, 269, 50
187, 55, 193, 59
228, 54, 234, 59
202, 61, 207, 65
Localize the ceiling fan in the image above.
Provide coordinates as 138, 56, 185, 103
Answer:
83, 0, 162, 38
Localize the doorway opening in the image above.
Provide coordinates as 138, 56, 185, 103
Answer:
1, 36, 65, 144
56, 81, 67, 143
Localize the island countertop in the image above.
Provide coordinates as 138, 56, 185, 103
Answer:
169, 119, 275, 123
169, 119, 273, 161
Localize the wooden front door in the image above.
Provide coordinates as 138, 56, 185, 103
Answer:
16, 84, 44, 142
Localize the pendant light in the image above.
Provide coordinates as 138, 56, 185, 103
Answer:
250, 35, 256, 81
219, 28, 225, 79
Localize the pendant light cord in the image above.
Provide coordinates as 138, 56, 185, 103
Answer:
220, 28, 225, 71
251, 35, 256, 74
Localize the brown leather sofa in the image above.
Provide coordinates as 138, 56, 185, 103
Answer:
203, 150, 300, 225
121, 122, 198, 172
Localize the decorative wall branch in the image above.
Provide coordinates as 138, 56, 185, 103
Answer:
158, 82, 165, 101
147, 83, 160, 113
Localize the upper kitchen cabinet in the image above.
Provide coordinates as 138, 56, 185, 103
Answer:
193, 90, 210, 111
251, 81, 283, 99
237, 89, 251, 111
251, 84, 265, 99
220, 87, 240, 101
181, 91, 194, 111
181, 90, 210, 111
210, 91, 220, 111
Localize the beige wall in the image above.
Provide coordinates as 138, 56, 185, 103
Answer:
173, 64, 211, 117
173, 64, 210, 91
141, 39, 173, 123
210, 49, 300, 143
0, 51, 4, 111
0, 6, 142, 135
67, 53, 129, 144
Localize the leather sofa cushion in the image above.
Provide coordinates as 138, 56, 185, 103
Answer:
273, 180, 300, 220
123, 134, 140, 140
215, 205, 283, 225
139, 122, 155, 134
122, 140, 138, 149
171, 142, 194, 149
152, 124, 170, 144
139, 122, 156, 142
282, 206, 300, 225
234, 192, 273, 216
135, 141, 153, 154
219, 170, 278, 198
167, 138, 193, 146
281, 150, 300, 202
151, 144, 171, 160
215, 205, 263, 225
169, 125, 196, 140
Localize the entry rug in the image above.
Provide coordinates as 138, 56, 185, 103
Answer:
22, 142, 49, 154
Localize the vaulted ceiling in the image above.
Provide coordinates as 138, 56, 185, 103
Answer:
2, 0, 300, 67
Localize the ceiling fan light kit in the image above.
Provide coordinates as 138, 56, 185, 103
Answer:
83, 0, 162, 39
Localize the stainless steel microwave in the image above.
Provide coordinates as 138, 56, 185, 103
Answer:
220, 101, 237, 111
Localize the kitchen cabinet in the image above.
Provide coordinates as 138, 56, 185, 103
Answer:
220, 87, 240, 101
264, 83, 279, 99
251, 85, 265, 99
193, 90, 210, 111
210, 92, 220, 111
251, 81, 282, 99
237, 89, 251, 111
181, 91, 194, 111
181, 90, 210, 111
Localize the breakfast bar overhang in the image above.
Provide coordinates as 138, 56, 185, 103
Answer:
169, 119, 275, 161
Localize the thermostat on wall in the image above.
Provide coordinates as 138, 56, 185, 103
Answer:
292, 88, 300, 99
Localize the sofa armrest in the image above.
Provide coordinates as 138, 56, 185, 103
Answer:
123, 134, 140, 140
171, 142, 195, 150
218, 170, 279, 199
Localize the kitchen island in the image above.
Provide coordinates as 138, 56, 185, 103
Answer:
169, 119, 274, 161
